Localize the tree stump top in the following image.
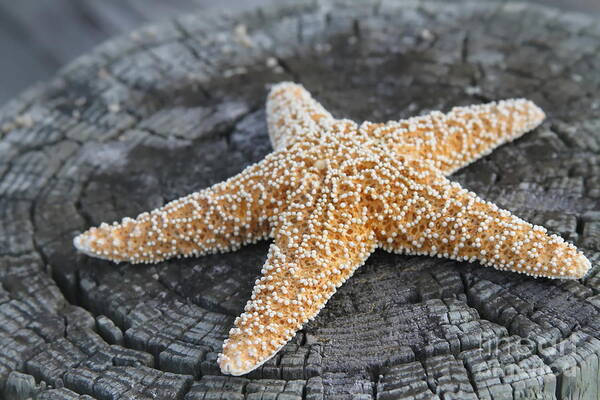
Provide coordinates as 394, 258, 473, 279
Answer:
1, 1, 600, 399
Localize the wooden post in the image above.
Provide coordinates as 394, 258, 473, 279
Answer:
0, 1, 599, 399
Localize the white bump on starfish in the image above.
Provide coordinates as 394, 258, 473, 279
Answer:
73, 82, 590, 376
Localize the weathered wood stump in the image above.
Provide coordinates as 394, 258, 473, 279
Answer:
1, 1, 600, 399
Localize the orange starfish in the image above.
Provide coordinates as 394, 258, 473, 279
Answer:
74, 82, 590, 375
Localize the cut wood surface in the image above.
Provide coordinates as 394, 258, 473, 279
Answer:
1, 1, 600, 399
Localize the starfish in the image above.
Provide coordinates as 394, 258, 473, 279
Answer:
74, 82, 591, 376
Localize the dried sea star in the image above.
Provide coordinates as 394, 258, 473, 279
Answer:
74, 82, 590, 375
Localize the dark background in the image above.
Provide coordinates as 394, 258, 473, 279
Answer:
0, 0, 598, 106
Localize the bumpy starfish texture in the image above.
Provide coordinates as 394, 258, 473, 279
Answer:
74, 82, 591, 376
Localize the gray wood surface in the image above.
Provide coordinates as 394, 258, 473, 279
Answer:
1, 1, 600, 399
1, 0, 599, 107
0, 0, 272, 106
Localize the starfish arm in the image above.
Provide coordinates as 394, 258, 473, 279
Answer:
266, 82, 335, 150
379, 166, 590, 279
73, 157, 281, 264
218, 211, 376, 375
360, 99, 545, 175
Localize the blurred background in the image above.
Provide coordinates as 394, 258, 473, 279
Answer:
0, 0, 598, 106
